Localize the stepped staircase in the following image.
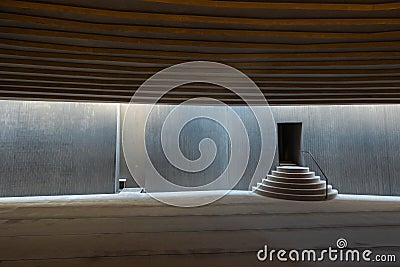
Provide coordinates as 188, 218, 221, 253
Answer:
253, 165, 338, 201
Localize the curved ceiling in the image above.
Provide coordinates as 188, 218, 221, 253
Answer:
0, 0, 399, 105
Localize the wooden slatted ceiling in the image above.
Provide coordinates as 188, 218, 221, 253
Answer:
0, 0, 400, 105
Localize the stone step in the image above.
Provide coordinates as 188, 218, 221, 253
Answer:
257, 183, 332, 195
253, 187, 338, 201
277, 166, 309, 174
279, 161, 296, 166
262, 179, 326, 189
267, 174, 321, 184
272, 171, 315, 178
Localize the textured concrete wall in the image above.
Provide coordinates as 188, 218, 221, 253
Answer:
2, 101, 396, 197
120, 104, 264, 191
145, 104, 229, 189
119, 104, 145, 188
121, 104, 400, 196
270, 105, 400, 196
0, 100, 117, 197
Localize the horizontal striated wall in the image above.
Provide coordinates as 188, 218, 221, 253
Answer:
121, 104, 400, 196
1, 100, 399, 197
120, 104, 266, 192
0, 100, 118, 197
271, 105, 400, 196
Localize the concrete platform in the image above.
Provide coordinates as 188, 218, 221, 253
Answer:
0, 190, 399, 267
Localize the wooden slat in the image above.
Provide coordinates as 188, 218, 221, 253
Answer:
2, 84, 400, 97
2, 65, 399, 77
2, 48, 400, 64
2, 54, 400, 68
3, 57, 400, 72
1, 92, 400, 105
3, 27, 400, 50
2, 86, 400, 100
2, 13, 400, 41
140, 0, 400, 11
3, 73, 400, 86
3, 38, 400, 59
2, 79, 400, 90
2, 0, 399, 25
